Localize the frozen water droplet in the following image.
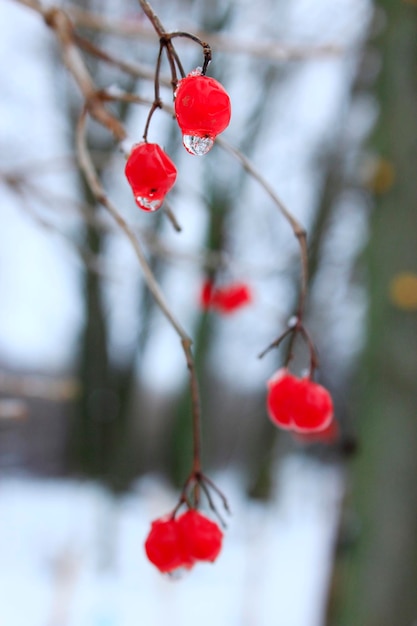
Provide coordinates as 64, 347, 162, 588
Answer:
189, 66, 203, 77
135, 196, 163, 212
183, 135, 214, 156
287, 315, 298, 328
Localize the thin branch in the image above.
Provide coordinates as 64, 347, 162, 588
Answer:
66, 4, 342, 61
181, 338, 202, 474
13, 0, 126, 141
138, 0, 181, 87
258, 325, 294, 359
161, 199, 182, 232
73, 32, 163, 84
168, 32, 212, 74
142, 42, 164, 141
76, 110, 185, 337
298, 324, 320, 376
217, 137, 309, 320
76, 108, 203, 479
201, 473, 231, 514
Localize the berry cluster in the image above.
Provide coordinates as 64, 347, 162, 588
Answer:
125, 70, 231, 211
121, 12, 337, 579
200, 279, 252, 314
145, 508, 223, 573
266, 368, 334, 434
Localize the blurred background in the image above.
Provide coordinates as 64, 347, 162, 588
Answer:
1, 0, 416, 624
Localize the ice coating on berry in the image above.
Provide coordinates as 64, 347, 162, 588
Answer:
183, 134, 214, 156
125, 143, 177, 212
175, 74, 231, 152
135, 195, 163, 212
267, 368, 334, 433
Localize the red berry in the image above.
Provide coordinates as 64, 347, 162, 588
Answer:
174, 71, 231, 155
125, 143, 177, 212
212, 283, 252, 314
199, 280, 252, 314
178, 509, 223, 563
267, 368, 334, 433
200, 279, 215, 308
144, 516, 191, 573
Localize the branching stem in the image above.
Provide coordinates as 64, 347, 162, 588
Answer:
217, 137, 309, 319
76, 109, 205, 497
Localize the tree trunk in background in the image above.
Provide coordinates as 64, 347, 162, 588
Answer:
326, 1, 417, 624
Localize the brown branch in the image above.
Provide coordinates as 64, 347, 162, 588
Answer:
66, 4, 342, 61
138, 0, 182, 86
161, 200, 182, 232
76, 108, 203, 480
73, 32, 163, 84
217, 137, 309, 321
76, 110, 185, 336
181, 338, 202, 473
13, 0, 126, 142
142, 42, 164, 141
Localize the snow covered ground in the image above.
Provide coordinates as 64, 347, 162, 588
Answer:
0, 457, 342, 626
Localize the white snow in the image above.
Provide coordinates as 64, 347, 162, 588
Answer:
0, 457, 343, 626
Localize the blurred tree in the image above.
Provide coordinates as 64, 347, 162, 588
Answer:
326, 1, 417, 624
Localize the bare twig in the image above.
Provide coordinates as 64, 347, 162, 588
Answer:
76, 108, 204, 477
161, 199, 182, 232
13, 0, 126, 141
76, 110, 184, 336
66, 4, 342, 61
258, 325, 295, 359
138, 0, 182, 87
217, 137, 309, 321
73, 32, 164, 84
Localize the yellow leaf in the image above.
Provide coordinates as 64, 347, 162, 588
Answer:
362, 156, 395, 194
389, 273, 417, 310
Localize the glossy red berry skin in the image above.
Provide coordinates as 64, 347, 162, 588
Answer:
213, 283, 252, 314
178, 509, 223, 563
144, 517, 188, 573
200, 280, 252, 314
144, 510, 223, 573
125, 143, 177, 212
267, 368, 334, 433
174, 73, 231, 155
